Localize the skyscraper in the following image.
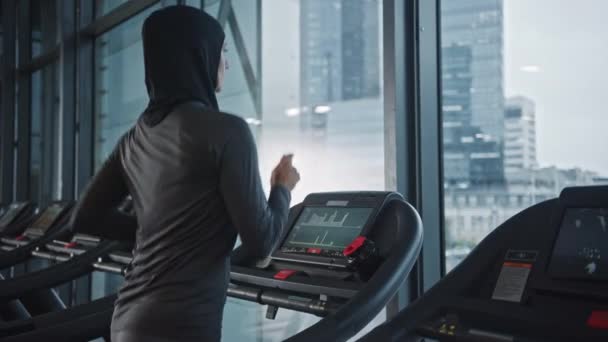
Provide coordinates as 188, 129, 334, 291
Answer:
341, 0, 381, 100
504, 96, 537, 174
441, 0, 504, 141
300, 0, 342, 106
443, 125, 505, 188
442, 43, 504, 188
442, 45, 473, 133
300, 0, 380, 107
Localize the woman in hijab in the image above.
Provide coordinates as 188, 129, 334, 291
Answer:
70, 6, 300, 342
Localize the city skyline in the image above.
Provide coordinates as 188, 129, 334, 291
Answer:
440, 0, 607, 178
263, 0, 607, 177
440, 0, 607, 271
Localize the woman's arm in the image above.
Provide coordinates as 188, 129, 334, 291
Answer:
69, 141, 137, 242
219, 119, 292, 258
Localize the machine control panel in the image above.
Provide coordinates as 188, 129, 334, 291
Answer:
548, 207, 608, 280
0, 202, 30, 229
24, 203, 69, 237
280, 206, 373, 258
271, 192, 399, 268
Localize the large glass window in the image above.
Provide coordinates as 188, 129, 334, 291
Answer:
30, 63, 61, 205
31, 0, 58, 58
441, 0, 608, 272
94, 4, 161, 166
94, 1, 385, 340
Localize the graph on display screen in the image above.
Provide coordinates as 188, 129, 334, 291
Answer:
283, 207, 373, 251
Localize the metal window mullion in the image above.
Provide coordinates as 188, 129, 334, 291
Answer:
74, 0, 94, 304
256, 0, 262, 119
58, 0, 77, 200
0, 0, 18, 204
417, 0, 444, 288
383, 0, 421, 317
17, 48, 60, 74
81, 0, 160, 36
76, 0, 94, 195
40, 64, 54, 206
216, 0, 231, 27
15, 0, 32, 202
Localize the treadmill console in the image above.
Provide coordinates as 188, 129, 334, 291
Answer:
360, 185, 608, 342
0, 202, 31, 230
23, 202, 69, 237
1, 202, 71, 250
548, 207, 608, 280
271, 192, 399, 268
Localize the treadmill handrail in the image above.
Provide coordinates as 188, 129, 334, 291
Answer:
0, 241, 127, 301
0, 296, 117, 341
0, 206, 75, 269
285, 199, 424, 342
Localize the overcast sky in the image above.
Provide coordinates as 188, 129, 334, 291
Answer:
505, 0, 608, 175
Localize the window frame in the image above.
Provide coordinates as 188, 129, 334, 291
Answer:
384, 0, 444, 316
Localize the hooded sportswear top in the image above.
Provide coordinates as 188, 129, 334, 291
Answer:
69, 6, 291, 341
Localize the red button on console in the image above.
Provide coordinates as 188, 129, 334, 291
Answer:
274, 270, 297, 280
307, 248, 322, 254
343, 236, 367, 257
587, 311, 608, 330
64, 242, 78, 248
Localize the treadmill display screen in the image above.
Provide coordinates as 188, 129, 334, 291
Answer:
549, 208, 608, 280
27, 204, 65, 234
0, 203, 27, 228
281, 207, 373, 254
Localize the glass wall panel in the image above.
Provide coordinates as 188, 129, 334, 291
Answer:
441, 0, 608, 272
91, 271, 124, 300
31, 0, 58, 58
94, 1, 385, 340
30, 63, 61, 205
94, 4, 162, 167
95, 0, 131, 17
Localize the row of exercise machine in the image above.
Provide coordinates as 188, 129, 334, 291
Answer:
0, 186, 605, 341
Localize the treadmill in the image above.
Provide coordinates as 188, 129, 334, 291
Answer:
0, 201, 74, 280
0, 202, 74, 324
227, 191, 423, 342
0, 191, 423, 341
0, 201, 73, 253
360, 185, 608, 342
0, 201, 134, 340
0, 203, 36, 239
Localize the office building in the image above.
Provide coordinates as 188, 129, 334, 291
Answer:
441, 0, 504, 141
504, 96, 537, 175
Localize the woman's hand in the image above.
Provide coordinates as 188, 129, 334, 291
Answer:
271, 154, 300, 191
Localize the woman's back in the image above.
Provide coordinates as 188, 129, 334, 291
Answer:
112, 102, 242, 339
68, 6, 300, 341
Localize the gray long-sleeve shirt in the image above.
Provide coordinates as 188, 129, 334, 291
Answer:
70, 102, 291, 341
